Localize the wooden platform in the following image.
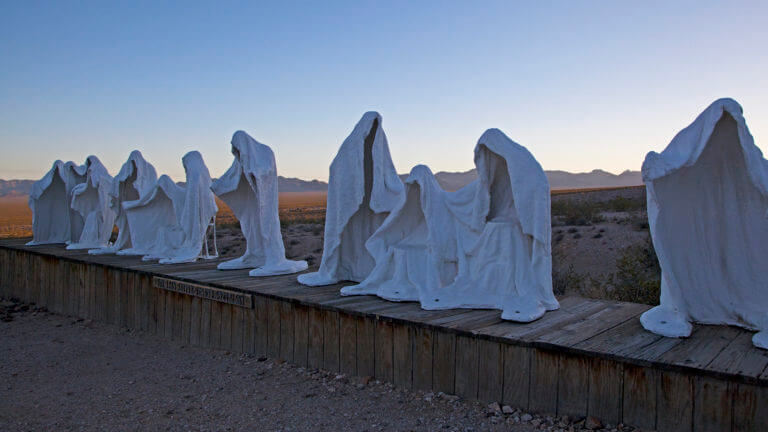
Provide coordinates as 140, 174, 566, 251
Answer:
1, 238, 766, 431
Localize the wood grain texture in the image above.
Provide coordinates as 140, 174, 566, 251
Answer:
454, 335, 478, 399
528, 350, 558, 415
356, 315, 376, 378
502, 344, 530, 410
374, 320, 394, 383
339, 312, 357, 376
392, 323, 412, 389
432, 331, 455, 395
323, 309, 340, 373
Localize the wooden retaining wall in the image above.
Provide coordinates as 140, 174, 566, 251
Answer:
1, 242, 767, 431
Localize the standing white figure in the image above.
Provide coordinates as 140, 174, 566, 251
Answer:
27, 160, 87, 245
343, 129, 558, 322
90, 150, 158, 254
67, 156, 116, 250
212, 131, 308, 276
298, 112, 404, 286
123, 151, 218, 264
639, 98, 768, 349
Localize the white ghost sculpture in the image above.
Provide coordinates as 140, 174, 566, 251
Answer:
343, 129, 559, 323
90, 150, 158, 254
123, 151, 218, 264
212, 131, 307, 276
67, 156, 116, 250
122, 175, 186, 258
298, 112, 405, 286
639, 98, 768, 349
27, 160, 87, 245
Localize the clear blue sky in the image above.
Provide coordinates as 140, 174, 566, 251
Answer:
2, 1, 767, 181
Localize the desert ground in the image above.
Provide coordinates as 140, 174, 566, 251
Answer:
0, 186, 657, 304
0, 299, 633, 431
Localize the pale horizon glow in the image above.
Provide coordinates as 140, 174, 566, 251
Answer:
2, 1, 768, 182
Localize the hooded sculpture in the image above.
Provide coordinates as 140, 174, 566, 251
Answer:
90, 151, 158, 254
298, 112, 405, 286
123, 151, 218, 264
211, 131, 307, 276
67, 156, 116, 250
122, 175, 186, 258
342, 129, 558, 323
639, 98, 768, 349
27, 160, 87, 245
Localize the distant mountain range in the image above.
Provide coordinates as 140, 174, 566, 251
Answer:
0, 169, 642, 197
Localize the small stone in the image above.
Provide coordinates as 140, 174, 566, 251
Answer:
502, 405, 514, 414
444, 394, 460, 402
521, 413, 533, 422
585, 416, 603, 430
362, 376, 373, 385
531, 419, 541, 427
487, 401, 501, 414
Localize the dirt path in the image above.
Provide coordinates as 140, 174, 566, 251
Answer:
0, 302, 622, 432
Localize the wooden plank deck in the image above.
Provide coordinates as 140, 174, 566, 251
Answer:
1, 237, 767, 431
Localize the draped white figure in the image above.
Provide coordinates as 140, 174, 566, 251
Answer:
343, 129, 558, 323
90, 150, 158, 255
122, 175, 185, 258
123, 151, 218, 264
67, 156, 116, 250
639, 98, 768, 349
212, 131, 307, 276
298, 112, 405, 286
27, 160, 87, 245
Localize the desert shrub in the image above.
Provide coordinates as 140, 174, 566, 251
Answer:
608, 237, 661, 305
551, 195, 645, 226
552, 265, 584, 295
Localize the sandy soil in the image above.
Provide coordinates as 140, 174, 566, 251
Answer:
0, 300, 636, 432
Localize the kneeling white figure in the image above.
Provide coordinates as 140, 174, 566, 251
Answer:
298, 112, 404, 286
67, 156, 117, 250
123, 151, 218, 264
212, 131, 307, 276
639, 98, 768, 349
89, 150, 157, 255
343, 129, 559, 323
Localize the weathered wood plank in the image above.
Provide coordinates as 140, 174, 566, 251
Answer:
392, 323, 412, 389
339, 312, 357, 376
230, 304, 244, 353
733, 383, 768, 431
293, 305, 309, 367
454, 335, 478, 400
220, 303, 233, 351
181, 293, 192, 344
432, 331, 455, 395
528, 350, 559, 415
267, 300, 281, 359
242, 302, 255, 355
656, 371, 693, 432
622, 364, 657, 431
693, 376, 732, 432
209, 300, 222, 349
587, 357, 622, 426
375, 319, 394, 383
477, 339, 503, 404
502, 344, 531, 410
557, 354, 589, 418
323, 309, 341, 373
189, 296, 201, 347
307, 307, 324, 369
356, 315, 376, 378
412, 326, 433, 391
199, 298, 212, 348
279, 301, 294, 362
173, 292, 184, 340
254, 296, 268, 357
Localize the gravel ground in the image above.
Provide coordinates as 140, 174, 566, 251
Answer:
0, 300, 639, 432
